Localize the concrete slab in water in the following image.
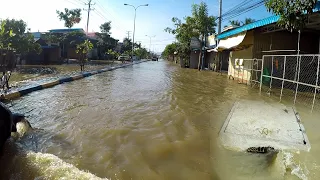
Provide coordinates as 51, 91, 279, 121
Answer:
219, 100, 311, 152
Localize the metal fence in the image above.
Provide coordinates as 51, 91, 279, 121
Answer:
259, 54, 320, 111
228, 58, 262, 86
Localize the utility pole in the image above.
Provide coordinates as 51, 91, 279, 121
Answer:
126, 31, 131, 39
146, 35, 155, 54
218, 0, 222, 34
84, 0, 95, 34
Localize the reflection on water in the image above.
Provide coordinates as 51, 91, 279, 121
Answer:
1, 60, 320, 180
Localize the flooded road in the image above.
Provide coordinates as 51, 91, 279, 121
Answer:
1, 60, 320, 180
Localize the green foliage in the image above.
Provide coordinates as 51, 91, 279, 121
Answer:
229, 20, 241, 26
76, 39, 93, 64
0, 20, 13, 49
100, 22, 111, 34
76, 39, 93, 55
191, 2, 217, 37
107, 49, 119, 56
43, 31, 86, 49
121, 37, 132, 53
0, 19, 41, 55
243, 18, 256, 25
56, 8, 82, 28
134, 48, 148, 59
165, 2, 216, 67
162, 43, 178, 59
76, 39, 93, 70
123, 50, 132, 56
17, 33, 42, 55
228, 18, 255, 27
42, 32, 63, 44
95, 22, 118, 56
66, 31, 86, 47
265, 0, 317, 31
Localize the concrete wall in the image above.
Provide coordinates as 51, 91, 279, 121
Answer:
228, 46, 254, 84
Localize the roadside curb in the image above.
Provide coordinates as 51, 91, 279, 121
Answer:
0, 60, 149, 101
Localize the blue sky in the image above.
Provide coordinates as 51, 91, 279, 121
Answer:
0, 0, 272, 52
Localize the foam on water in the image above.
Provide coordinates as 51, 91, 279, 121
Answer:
25, 151, 108, 180
274, 151, 310, 180
219, 137, 311, 180
3, 122, 109, 180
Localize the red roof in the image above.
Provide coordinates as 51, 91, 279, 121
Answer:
87, 32, 97, 37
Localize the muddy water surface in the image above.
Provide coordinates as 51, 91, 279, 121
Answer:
1, 60, 319, 180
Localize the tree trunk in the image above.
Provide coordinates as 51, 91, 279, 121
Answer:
197, 37, 204, 71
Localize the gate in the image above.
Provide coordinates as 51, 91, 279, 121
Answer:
260, 54, 320, 111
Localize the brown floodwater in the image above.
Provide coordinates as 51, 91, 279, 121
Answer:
0, 60, 319, 180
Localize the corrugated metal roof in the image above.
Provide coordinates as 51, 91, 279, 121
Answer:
48, 28, 84, 33
216, 15, 280, 40
217, 2, 320, 40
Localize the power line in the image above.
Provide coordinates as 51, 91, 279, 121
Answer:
221, 0, 253, 17
65, 0, 118, 32
96, 0, 119, 22
126, 31, 131, 39
216, 0, 263, 22
93, 9, 126, 33
74, 0, 86, 4
135, 38, 175, 43
222, 1, 264, 22
65, 0, 82, 6
83, 0, 95, 34
94, 0, 127, 32
223, 0, 263, 19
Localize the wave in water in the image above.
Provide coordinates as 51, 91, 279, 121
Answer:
274, 151, 309, 180
1, 122, 109, 180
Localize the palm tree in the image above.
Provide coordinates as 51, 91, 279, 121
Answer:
229, 20, 241, 26
243, 18, 256, 25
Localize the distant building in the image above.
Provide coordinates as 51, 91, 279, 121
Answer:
48, 28, 86, 34
23, 32, 61, 65
47, 28, 98, 60
86, 32, 98, 40
223, 25, 239, 32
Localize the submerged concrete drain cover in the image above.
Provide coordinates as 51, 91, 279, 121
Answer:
219, 100, 311, 152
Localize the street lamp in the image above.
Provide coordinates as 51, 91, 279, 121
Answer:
124, 3, 148, 60
145, 35, 155, 55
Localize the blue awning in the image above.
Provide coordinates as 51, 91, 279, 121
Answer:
216, 15, 280, 40
217, 2, 320, 40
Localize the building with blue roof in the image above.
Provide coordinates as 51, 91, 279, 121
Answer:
211, 9, 320, 85
48, 28, 85, 34
23, 28, 100, 65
